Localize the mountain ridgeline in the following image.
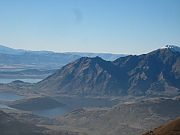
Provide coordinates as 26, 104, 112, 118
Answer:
34, 45, 180, 97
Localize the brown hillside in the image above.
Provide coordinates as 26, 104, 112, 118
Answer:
0, 109, 45, 135
142, 118, 180, 135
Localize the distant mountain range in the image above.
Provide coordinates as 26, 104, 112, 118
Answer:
0, 45, 126, 79
0, 45, 80, 70
0, 45, 126, 69
0, 45, 127, 60
34, 45, 180, 97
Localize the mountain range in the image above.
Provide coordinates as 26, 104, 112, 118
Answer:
0, 45, 126, 79
0, 45, 127, 60
34, 45, 180, 97
0, 45, 126, 70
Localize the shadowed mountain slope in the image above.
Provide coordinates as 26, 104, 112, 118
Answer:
34, 56, 125, 96
113, 45, 180, 96
34, 45, 180, 97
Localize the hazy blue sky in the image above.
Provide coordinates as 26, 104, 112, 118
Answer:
0, 0, 180, 54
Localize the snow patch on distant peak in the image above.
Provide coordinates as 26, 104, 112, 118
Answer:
161, 45, 180, 53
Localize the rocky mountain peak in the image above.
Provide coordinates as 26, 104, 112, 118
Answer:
161, 45, 180, 53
